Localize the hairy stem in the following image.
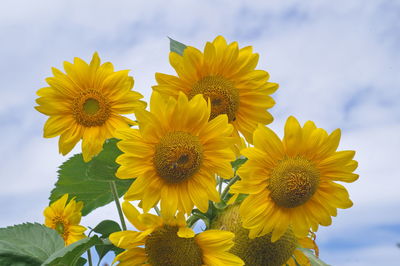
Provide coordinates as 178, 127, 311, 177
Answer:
221, 175, 240, 201
87, 249, 93, 266
110, 181, 127, 231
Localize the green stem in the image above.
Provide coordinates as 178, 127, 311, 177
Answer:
87, 249, 93, 266
221, 175, 240, 201
218, 176, 223, 195
153, 205, 161, 216
110, 181, 127, 231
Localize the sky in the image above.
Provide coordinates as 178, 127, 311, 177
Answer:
0, 0, 399, 265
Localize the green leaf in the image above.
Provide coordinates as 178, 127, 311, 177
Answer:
42, 236, 102, 266
92, 220, 124, 262
298, 248, 330, 266
0, 253, 41, 266
50, 139, 134, 216
0, 223, 64, 265
169, 37, 187, 55
92, 220, 121, 238
86, 139, 123, 182
95, 243, 123, 264
231, 156, 248, 171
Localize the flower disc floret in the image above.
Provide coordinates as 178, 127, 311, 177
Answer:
269, 157, 320, 208
212, 204, 317, 266
189, 76, 239, 122
154, 131, 203, 184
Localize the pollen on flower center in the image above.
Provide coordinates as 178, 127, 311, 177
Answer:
154, 131, 203, 184
269, 157, 320, 208
189, 76, 239, 122
72, 89, 111, 127
145, 225, 203, 266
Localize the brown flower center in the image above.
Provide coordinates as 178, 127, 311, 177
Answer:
212, 205, 297, 266
269, 157, 320, 208
145, 225, 203, 266
154, 131, 203, 184
72, 89, 111, 127
189, 76, 239, 122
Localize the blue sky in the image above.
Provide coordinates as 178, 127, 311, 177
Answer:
1, 0, 399, 265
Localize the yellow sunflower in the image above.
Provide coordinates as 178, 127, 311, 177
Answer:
231, 116, 359, 241
153, 35, 278, 144
43, 194, 86, 245
35, 52, 146, 162
115, 92, 236, 217
212, 204, 318, 266
109, 201, 244, 266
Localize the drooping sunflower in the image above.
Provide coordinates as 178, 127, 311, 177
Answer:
109, 201, 244, 266
115, 92, 236, 217
35, 52, 146, 162
43, 194, 86, 245
212, 204, 318, 266
231, 116, 359, 241
153, 36, 278, 144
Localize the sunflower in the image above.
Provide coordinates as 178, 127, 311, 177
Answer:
153, 36, 278, 144
231, 116, 359, 241
115, 92, 236, 217
35, 52, 146, 162
43, 194, 86, 245
109, 201, 244, 266
212, 204, 318, 266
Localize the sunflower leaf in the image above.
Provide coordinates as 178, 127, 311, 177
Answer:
169, 37, 187, 55
42, 236, 102, 265
50, 138, 134, 216
95, 242, 124, 263
92, 220, 121, 238
0, 223, 64, 265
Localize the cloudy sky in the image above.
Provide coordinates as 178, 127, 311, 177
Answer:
1, 0, 399, 265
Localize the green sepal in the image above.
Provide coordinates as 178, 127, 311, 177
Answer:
187, 201, 219, 229
231, 156, 248, 172
49, 139, 134, 216
297, 248, 330, 266
169, 37, 187, 55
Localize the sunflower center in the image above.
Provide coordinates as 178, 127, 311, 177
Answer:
190, 76, 239, 122
145, 225, 203, 266
55, 221, 65, 235
83, 98, 100, 115
72, 89, 111, 127
269, 157, 320, 208
212, 205, 297, 266
154, 131, 203, 184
